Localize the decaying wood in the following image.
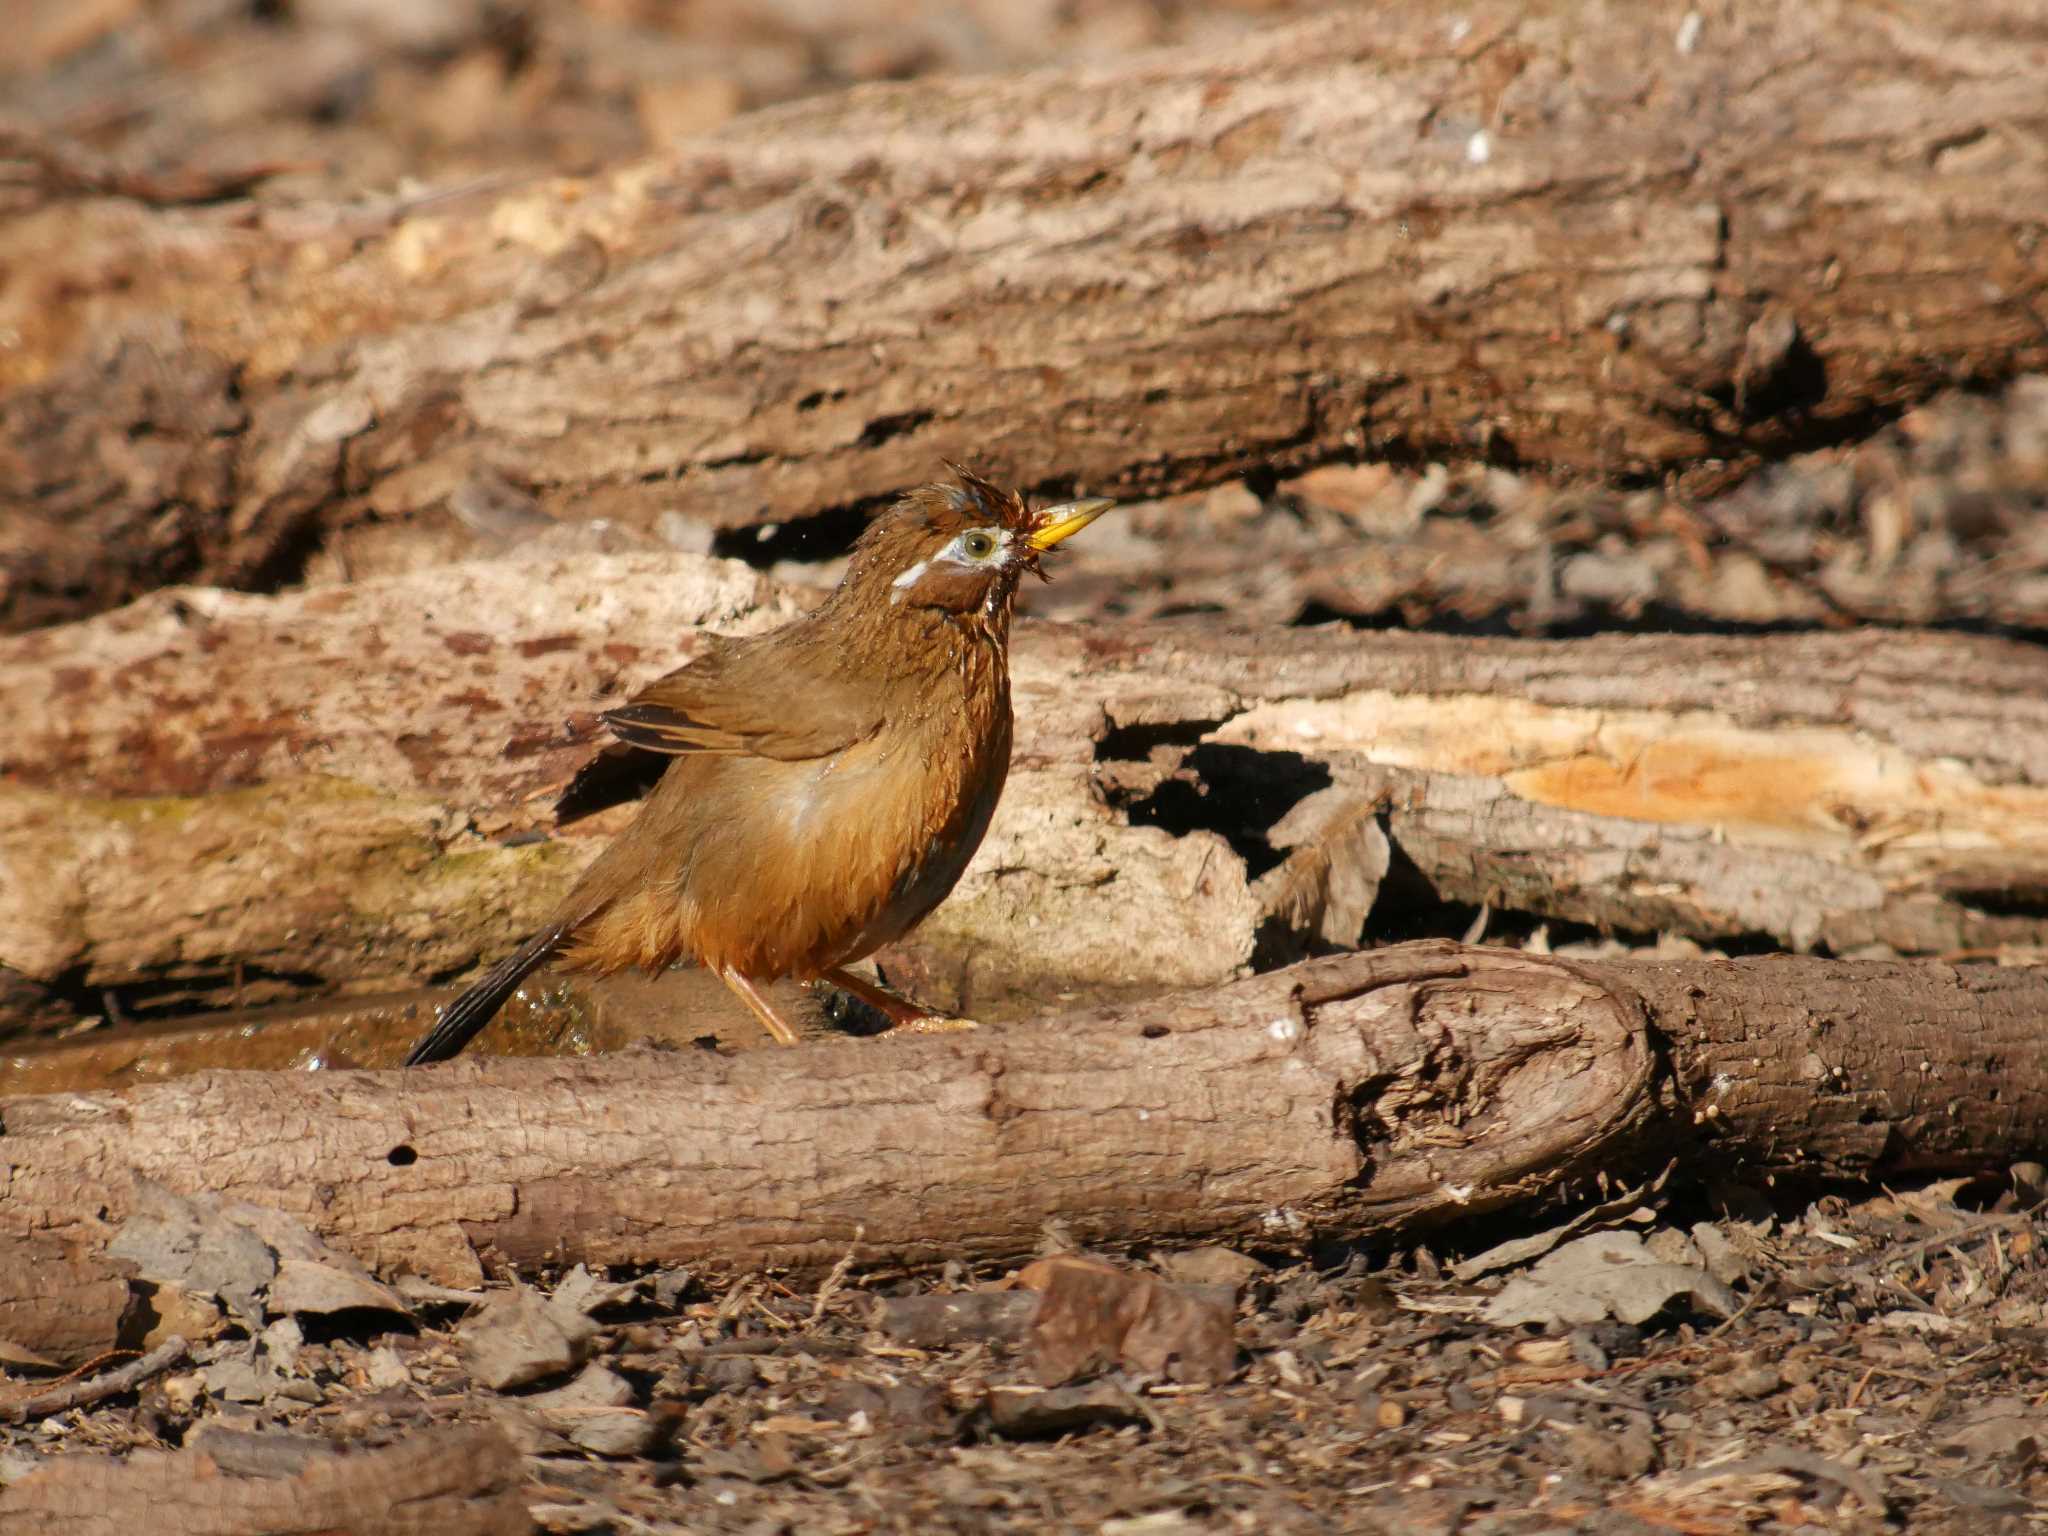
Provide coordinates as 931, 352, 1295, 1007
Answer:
2, 944, 2043, 1287
6, 1, 2047, 628
0, 1424, 528, 1535
5, 557, 2045, 1028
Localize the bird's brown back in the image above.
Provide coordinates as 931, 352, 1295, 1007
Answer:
557, 599, 1014, 982
400, 468, 1112, 1067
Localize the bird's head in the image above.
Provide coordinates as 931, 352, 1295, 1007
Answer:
839, 466, 1113, 628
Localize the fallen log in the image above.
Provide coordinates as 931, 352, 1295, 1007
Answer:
2, 944, 2042, 1287
6, 1, 2047, 627
0, 1425, 528, 1536
4, 559, 2046, 1027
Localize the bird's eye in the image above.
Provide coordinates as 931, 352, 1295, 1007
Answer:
961, 529, 999, 559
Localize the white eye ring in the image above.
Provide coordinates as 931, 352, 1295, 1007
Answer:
959, 528, 1000, 560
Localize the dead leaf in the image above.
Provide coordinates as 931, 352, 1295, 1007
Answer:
1688, 1222, 1752, 1287
268, 1256, 409, 1320
0, 1339, 59, 1373
108, 1181, 409, 1328
1151, 1246, 1269, 1290
518, 1362, 654, 1457
458, 1284, 597, 1391
202, 1347, 280, 1404
1481, 1231, 1738, 1328
874, 1292, 1037, 1349
1935, 1399, 2047, 1463
109, 1184, 276, 1325
987, 1381, 1148, 1439
141, 1285, 223, 1350
1017, 1254, 1235, 1386
1452, 1171, 1669, 1281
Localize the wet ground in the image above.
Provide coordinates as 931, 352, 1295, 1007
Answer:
0, 969, 864, 1092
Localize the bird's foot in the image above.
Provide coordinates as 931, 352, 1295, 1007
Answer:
819, 966, 974, 1037
717, 967, 803, 1047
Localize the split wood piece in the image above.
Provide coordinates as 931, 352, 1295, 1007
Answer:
2, 944, 2043, 1289
5, 575, 2046, 1026
7, 3, 2048, 629
0, 1424, 528, 1535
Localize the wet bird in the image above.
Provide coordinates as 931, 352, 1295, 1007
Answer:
403, 468, 1113, 1065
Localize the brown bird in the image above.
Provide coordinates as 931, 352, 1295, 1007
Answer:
403, 468, 1113, 1065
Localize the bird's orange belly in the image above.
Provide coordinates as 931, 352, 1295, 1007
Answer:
820, 747, 1007, 969
679, 734, 1007, 980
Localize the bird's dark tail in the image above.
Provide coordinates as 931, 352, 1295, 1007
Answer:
403, 920, 574, 1066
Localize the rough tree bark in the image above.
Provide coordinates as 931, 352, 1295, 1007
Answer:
5, 0, 2046, 628
1, 944, 2042, 1288
4, 556, 2045, 1029
0, 1424, 528, 1536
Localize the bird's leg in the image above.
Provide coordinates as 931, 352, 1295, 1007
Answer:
821, 967, 979, 1036
717, 967, 802, 1047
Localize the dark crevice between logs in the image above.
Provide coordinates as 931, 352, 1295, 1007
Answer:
1291, 596, 1846, 641
236, 510, 331, 599
707, 467, 1138, 574
710, 499, 872, 568
1, 960, 336, 1038
1944, 883, 2048, 921
1298, 595, 2048, 650
1094, 723, 1800, 970
1098, 739, 1327, 882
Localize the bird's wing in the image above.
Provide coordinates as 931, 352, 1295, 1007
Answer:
600, 634, 885, 761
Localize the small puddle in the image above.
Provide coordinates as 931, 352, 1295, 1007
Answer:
0, 970, 837, 1097
0, 962, 1163, 1098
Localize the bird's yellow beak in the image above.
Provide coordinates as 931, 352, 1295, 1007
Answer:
1025, 498, 1115, 551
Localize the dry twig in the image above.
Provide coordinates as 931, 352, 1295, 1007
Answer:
2, 1335, 188, 1424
